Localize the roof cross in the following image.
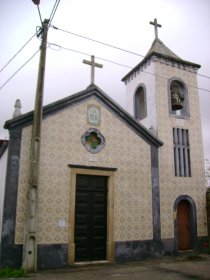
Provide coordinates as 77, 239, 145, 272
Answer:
150, 18, 162, 39
83, 55, 103, 85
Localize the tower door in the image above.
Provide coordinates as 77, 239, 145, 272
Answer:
75, 175, 107, 262
177, 200, 192, 250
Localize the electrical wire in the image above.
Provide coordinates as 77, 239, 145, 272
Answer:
51, 25, 210, 80
95, 56, 132, 69
1, 40, 209, 93
0, 32, 38, 73
0, 50, 40, 90
37, 5, 43, 27
31, 0, 43, 26
48, 43, 132, 69
0, 0, 56, 77
49, 0, 61, 27
47, 42, 210, 93
50, 25, 145, 58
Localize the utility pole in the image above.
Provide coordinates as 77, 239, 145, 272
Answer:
22, 18, 49, 273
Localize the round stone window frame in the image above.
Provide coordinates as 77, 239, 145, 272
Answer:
81, 127, 106, 154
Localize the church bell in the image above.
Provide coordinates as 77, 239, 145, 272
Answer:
171, 85, 184, 111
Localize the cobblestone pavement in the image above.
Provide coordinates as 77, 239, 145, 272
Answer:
18, 254, 210, 280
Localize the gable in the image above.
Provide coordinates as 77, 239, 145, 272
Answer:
4, 85, 163, 148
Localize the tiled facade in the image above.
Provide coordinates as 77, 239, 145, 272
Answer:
124, 56, 207, 242
155, 62, 207, 238
15, 99, 153, 245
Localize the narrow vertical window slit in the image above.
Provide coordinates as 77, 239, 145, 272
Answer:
173, 128, 191, 177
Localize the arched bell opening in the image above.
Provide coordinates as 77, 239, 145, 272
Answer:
171, 81, 184, 111
134, 84, 147, 121
168, 78, 190, 118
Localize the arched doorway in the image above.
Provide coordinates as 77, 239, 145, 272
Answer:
177, 200, 191, 250
174, 196, 197, 251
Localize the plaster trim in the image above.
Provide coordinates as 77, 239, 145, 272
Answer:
68, 167, 115, 264
173, 195, 197, 251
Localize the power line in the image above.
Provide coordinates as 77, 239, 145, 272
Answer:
0, 32, 38, 73
1, 40, 209, 93
51, 25, 210, 80
50, 25, 145, 58
0, 50, 40, 90
49, 0, 61, 26
96, 56, 132, 69
37, 5, 43, 27
0, 0, 60, 76
31, 0, 43, 26
48, 43, 132, 69
197, 73, 210, 79
48, 42, 210, 93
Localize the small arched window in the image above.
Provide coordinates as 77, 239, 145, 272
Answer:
134, 85, 147, 120
169, 79, 189, 118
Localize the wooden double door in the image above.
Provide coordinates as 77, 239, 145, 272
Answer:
74, 175, 107, 262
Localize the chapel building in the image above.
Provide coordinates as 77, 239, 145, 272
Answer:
0, 19, 207, 270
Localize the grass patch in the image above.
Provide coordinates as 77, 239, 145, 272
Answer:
0, 267, 26, 278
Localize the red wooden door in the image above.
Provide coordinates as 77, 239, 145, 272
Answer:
177, 200, 191, 250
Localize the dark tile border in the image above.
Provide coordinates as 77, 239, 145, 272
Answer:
0, 128, 22, 267
151, 146, 161, 240
37, 244, 68, 270
115, 240, 164, 262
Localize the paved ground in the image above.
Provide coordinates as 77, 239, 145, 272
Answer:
21, 254, 210, 280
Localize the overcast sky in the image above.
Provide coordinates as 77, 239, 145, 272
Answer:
0, 0, 210, 160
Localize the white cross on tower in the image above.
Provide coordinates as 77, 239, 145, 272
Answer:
150, 18, 162, 39
83, 55, 103, 85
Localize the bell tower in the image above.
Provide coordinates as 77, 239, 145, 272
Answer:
122, 18, 200, 135
122, 19, 207, 253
